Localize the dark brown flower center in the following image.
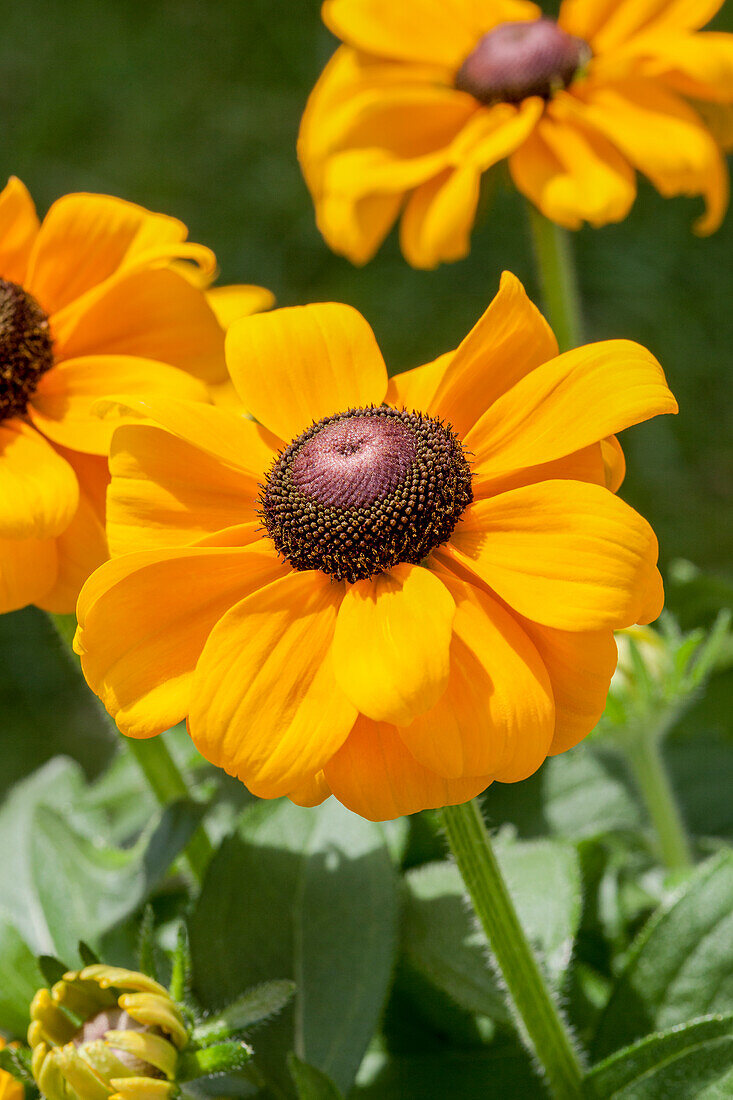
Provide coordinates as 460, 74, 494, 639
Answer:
261, 406, 473, 583
455, 18, 591, 105
0, 278, 54, 423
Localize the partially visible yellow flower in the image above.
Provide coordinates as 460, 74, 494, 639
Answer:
0, 177, 272, 614
29, 965, 187, 1100
75, 273, 676, 821
0, 1038, 23, 1100
299, 0, 733, 267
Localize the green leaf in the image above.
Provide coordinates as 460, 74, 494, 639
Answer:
593, 851, 733, 1059
179, 1040, 253, 1081
189, 799, 398, 1097
38, 955, 68, 987
353, 1045, 542, 1098
193, 980, 296, 1043
403, 837, 581, 1025
0, 920, 41, 1035
584, 1014, 733, 1098
481, 745, 643, 841
288, 1054, 344, 1099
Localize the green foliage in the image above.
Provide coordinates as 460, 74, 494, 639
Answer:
288, 1054, 344, 1099
189, 800, 399, 1097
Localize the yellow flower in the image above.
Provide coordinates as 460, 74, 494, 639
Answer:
0, 1039, 24, 1100
0, 177, 273, 614
298, 0, 733, 267
28, 965, 187, 1100
74, 273, 676, 821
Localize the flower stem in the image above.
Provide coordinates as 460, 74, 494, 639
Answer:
623, 730, 694, 873
442, 799, 584, 1098
48, 611, 214, 885
526, 204, 583, 352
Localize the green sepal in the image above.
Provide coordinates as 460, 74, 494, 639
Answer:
177, 1040, 253, 1081
37, 956, 68, 987
168, 922, 192, 1005
191, 980, 296, 1044
0, 1043, 34, 1084
77, 942, 100, 967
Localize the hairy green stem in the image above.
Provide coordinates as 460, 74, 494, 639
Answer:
527, 204, 583, 352
624, 731, 693, 873
442, 799, 584, 1098
48, 611, 213, 885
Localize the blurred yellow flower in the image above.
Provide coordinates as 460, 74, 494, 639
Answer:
0, 177, 272, 614
75, 273, 676, 820
0, 1038, 23, 1100
29, 965, 186, 1100
299, 0, 733, 267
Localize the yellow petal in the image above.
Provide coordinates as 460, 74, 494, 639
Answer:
107, 423, 259, 557
558, 0, 724, 50
465, 338, 677, 478
400, 166, 482, 269
425, 271, 558, 437
98, 396, 279, 479
36, 450, 109, 614
0, 176, 39, 283
288, 770, 332, 808
397, 572, 554, 779
52, 266, 228, 383
29, 355, 210, 455
323, 0, 540, 69
509, 113, 637, 229
225, 302, 388, 441
117, 994, 187, 1049
385, 351, 454, 414
628, 31, 733, 103
111, 1078, 174, 1100
602, 435, 626, 491
206, 284, 275, 327
574, 79, 729, 234
25, 191, 189, 314
444, 480, 661, 631
0, 419, 79, 539
473, 442, 607, 499
518, 618, 618, 755
0, 533, 56, 614
190, 571, 356, 798
332, 564, 455, 726
325, 715, 492, 821
75, 541, 286, 737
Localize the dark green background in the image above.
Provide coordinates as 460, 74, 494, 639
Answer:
1, 0, 731, 787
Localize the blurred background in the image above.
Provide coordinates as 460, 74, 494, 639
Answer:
1, 0, 731, 792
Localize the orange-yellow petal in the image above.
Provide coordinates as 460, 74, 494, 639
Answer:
323, 0, 540, 69
558, 0, 725, 51
190, 571, 355, 799
75, 540, 286, 738
52, 267, 228, 383
629, 31, 733, 103
465, 338, 677, 478
36, 452, 109, 614
0, 176, 39, 283
443, 480, 661, 631
397, 573, 554, 779
325, 715, 492, 821
0, 419, 79, 539
331, 564, 455, 726
206, 284, 275, 328
385, 351, 454, 414
97, 396, 278, 480
509, 113, 637, 230
574, 79, 729, 234
29, 356, 210, 455
225, 303, 388, 441
518, 618, 618, 754
424, 271, 558, 437
473, 442, 607, 500
602, 435, 626, 491
399, 166, 482, 269
25, 192, 189, 315
288, 771, 332, 808
107, 423, 259, 557
0, 533, 56, 613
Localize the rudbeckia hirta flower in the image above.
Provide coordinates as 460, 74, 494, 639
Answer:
75, 273, 677, 821
0, 177, 272, 614
299, 0, 733, 267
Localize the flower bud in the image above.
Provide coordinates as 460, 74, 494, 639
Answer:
28, 965, 188, 1100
